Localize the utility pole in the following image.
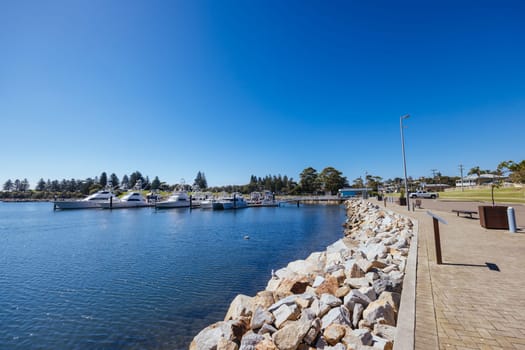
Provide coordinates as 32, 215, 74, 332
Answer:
431, 169, 438, 183
459, 164, 464, 192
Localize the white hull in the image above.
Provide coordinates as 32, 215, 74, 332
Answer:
100, 191, 150, 209
200, 200, 214, 209
100, 201, 151, 209
53, 189, 117, 210
155, 200, 190, 209
215, 195, 248, 210
53, 201, 105, 210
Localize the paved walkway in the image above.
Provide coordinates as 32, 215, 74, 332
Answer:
381, 198, 525, 350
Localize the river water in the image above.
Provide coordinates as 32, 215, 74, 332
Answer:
0, 202, 346, 349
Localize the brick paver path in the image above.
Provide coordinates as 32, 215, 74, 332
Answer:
383, 199, 525, 350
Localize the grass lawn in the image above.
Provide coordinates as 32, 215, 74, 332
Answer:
439, 187, 525, 204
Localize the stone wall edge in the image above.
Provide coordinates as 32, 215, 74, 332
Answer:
393, 214, 418, 350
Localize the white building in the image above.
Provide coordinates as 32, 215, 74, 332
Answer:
455, 174, 504, 187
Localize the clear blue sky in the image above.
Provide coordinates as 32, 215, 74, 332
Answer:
1, 0, 524, 188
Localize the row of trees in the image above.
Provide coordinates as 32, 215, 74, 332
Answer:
2, 178, 30, 192
207, 174, 298, 194
299, 167, 349, 195
204, 166, 349, 195
4, 160, 523, 199
2, 171, 170, 199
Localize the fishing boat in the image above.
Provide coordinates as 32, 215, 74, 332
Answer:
214, 193, 248, 210
199, 198, 215, 209
248, 190, 278, 207
190, 191, 213, 207
155, 190, 191, 209
53, 190, 117, 210
100, 192, 150, 209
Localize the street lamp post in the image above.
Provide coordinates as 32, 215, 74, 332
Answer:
400, 114, 410, 211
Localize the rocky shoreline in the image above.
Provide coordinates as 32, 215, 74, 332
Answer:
190, 199, 414, 350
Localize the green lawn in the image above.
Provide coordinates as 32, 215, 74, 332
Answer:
439, 187, 525, 204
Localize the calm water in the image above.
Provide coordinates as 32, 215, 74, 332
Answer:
0, 202, 345, 349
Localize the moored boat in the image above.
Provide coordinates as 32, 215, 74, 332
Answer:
215, 193, 248, 210
100, 192, 150, 209
248, 190, 278, 207
53, 190, 117, 210
200, 198, 216, 209
190, 191, 213, 207
155, 191, 191, 209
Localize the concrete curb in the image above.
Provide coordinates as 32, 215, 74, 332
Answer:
393, 214, 418, 350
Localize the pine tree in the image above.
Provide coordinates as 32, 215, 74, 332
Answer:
193, 171, 208, 189
36, 178, 46, 191
121, 175, 130, 189
99, 172, 108, 187
110, 173, 119, 188
3, 179, 13, 191
151, 176, 161, 190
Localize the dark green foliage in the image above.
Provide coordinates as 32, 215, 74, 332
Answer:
36, 178, 46, 191
129, 171, 145, 189
99, 172, 107, 187
121, 175, 129, 189
193, 171, 208, 189
318, 167, 348, 195
3, 179, 13, 191
299, 167, 320, 194
110, 173, 119, 188
498, 160, 525, 183
151, 176, 161, 190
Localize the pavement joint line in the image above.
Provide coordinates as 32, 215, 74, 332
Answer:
393, 209, 418, 350
376, 197, 525, 350
424, 219, 442, 350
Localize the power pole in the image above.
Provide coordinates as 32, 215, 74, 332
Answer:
431, 169, 438, 184
459, 164, 464, 192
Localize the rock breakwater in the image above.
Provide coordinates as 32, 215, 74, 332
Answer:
190, 199, 414, 350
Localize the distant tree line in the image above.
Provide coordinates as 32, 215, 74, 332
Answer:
207, 174, 299, 194
5, 160, 520, 200
2, 178, 30, 192
0, 170, 173, 200
204, 166, 349, 195
0, 166, 351, 199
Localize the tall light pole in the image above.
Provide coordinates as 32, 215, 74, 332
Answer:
400, 114, 410, 211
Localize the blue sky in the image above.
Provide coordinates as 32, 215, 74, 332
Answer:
1, 0, 524, 187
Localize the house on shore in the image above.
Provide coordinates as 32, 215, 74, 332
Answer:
455, 174, 505, 188
421, 183, 451, 192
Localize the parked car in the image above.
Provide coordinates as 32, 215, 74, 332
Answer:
409, 190, 438, 199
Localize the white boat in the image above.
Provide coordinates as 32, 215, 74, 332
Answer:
53, 190, 117, 210
207, 192, 228, 210
100, 192, 150, 209
248, 190, 278, 207
261, 190, 278, 206
155, 191, 191, 209
215, 193, 248, 210
200, 198, 216, 209
190, 191, 213, 207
